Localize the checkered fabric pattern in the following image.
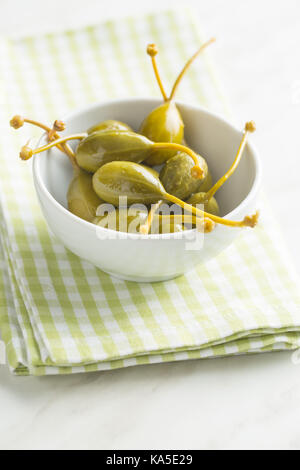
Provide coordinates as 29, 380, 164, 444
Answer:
0, 10, 300, 375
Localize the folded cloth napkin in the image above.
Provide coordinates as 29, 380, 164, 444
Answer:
0, 10, 300, 376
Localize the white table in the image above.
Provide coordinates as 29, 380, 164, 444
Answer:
0, 0, 299, 450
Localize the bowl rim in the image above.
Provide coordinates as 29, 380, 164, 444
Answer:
33, 97, 262, 240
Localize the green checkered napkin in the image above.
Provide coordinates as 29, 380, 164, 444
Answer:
0, 10, 300, 376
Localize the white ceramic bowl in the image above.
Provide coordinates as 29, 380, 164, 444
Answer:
33, 98, 261, 282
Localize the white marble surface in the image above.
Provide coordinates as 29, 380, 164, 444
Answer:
0, 0, 300, 450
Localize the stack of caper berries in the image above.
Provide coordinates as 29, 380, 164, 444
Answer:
11, 40, 258, 235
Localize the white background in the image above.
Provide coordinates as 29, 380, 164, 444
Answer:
0, 0, 300, 450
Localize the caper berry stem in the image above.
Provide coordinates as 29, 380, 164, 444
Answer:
166, 193, 259, 228
152, 142, 204, 179
20, 133, 87, 161
11, 116, 52, 133
169, 38, 216, 101
147, 44, 168, 102
48, 120, 66, 141
10, 116, 65, 152
140, 200, 163, 234
205, 121, 256, 202
47, 120, 79, 169
10, 115, 78, 170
